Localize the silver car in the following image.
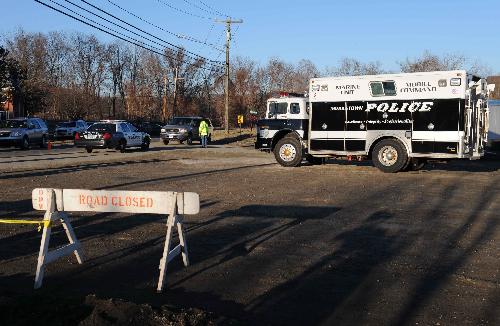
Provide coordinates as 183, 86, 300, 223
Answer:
160, 117, 213, 145
0, 118, 49, 149
55, 120, 88, 139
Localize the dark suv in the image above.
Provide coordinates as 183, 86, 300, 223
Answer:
160, 117, 213, 145
0, 118, 49, 149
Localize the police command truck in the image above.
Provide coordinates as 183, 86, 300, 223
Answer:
255, 70, 494, 172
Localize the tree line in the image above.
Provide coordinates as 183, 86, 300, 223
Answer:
0, 30, 493, 125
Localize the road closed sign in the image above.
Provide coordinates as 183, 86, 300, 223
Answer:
32, 189, 200, 215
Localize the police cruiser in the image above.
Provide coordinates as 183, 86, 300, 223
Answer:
75, 120, 151, 153
255, 70, 494, 172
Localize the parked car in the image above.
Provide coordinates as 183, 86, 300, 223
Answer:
0, 117, 49, 149
55, 120, 88, 139
136, 121, 163, 137
74, 120, 151, 153
160, 117, 213, 145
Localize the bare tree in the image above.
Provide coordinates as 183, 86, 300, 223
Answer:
399, 50, 493, 77
107, 41, 130, 118
70, 33, 107, 118
325, 57, 385, 77
292, 59, 319, 93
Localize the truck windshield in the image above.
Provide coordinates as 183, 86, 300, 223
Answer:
268, 102, 288, 118
168, 118, 193, 126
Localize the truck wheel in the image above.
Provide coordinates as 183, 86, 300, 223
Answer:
274, 136, 303, 167
163, 139, 169, 145
372, 139, 408, 173
86, 147, 93, 153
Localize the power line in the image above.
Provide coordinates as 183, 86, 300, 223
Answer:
197, 0, 229, 18
152, 0, 219, 20
35, 1, 163, 56
46, 0, 166, 54
180, 0, 226, 18
77, 0, 222, 64
35, 0, 224, 73
104, 0, 223, 52
55, 0, 177, 55
204, 22, 215, 43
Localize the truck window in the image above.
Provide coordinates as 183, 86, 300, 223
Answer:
370, 81, 397, 97
268, 102, 288, 118
290, 103, 300, 114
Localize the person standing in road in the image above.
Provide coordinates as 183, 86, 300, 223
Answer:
199, 119, 209, 148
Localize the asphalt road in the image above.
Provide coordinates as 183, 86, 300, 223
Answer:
0, 144, 499, 325
0, 139, 253, 171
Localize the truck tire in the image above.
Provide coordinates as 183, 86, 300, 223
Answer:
372, 139, 408, 173
274, 136, 303, 167
86, 147, 93, 153
163, 139, 169, 145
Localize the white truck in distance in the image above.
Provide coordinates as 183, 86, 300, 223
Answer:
255, 71, 495, 172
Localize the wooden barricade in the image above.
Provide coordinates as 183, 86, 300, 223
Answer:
31, 188, 199, 292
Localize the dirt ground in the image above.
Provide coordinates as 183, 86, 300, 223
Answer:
0, 137, 499, 325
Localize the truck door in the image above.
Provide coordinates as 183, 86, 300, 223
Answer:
345, 101, 367, 151
465, 80, 489, 157
287, 102, 307, 138
309, 102, 345, 151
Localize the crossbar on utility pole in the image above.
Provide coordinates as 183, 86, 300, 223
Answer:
216, 18, 243, 134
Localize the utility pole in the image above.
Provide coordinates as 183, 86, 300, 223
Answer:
172, 67, 184, 117
216, 18, 243, 134
162, 74, 168, 122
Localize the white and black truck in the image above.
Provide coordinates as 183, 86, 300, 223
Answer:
255, 70, 495, 172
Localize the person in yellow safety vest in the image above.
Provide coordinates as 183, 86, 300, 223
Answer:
199, 119, 209, 148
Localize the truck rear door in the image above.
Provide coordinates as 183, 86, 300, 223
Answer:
465, 79, 489, 158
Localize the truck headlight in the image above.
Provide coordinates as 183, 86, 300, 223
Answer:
10, 131, 22, 137
179, 128, 187, 133
161, 128, 166, 133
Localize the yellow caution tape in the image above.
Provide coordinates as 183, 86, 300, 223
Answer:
0, 219, 52, 232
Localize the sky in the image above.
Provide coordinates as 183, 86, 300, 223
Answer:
2, 0, 500, 74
